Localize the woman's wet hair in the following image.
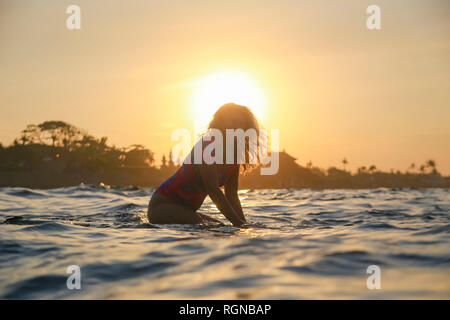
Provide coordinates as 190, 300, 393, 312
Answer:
207, 103, 264, 173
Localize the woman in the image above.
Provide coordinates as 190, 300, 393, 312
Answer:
147, 103, 260, 227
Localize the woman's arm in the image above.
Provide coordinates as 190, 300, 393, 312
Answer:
196, 163, 245, 226
224, 167, 246, 223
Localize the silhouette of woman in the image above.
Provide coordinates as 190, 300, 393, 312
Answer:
148, 103, 260, 226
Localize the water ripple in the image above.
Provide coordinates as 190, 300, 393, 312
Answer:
0, 186, 448, 298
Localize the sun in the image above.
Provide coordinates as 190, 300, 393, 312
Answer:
191, 71, 266, 134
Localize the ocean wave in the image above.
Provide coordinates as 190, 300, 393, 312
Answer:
0, 186, 449, 299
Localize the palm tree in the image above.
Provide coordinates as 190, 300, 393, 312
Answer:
306, 161, 312, 168
426, 159, 437, 174
342, 158, 348, 171
369, 165, 377, 174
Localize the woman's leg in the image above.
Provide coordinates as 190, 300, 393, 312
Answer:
148, 202, 203, 224
148, 194, 220, 224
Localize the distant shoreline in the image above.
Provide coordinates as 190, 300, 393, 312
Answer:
2, 121, 448, 190
1, 167, 448, 190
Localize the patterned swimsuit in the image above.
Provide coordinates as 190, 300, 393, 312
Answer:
153, 140, 239, 211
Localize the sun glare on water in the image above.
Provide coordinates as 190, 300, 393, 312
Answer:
192, 72, 266, 134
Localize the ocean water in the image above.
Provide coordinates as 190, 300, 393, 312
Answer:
0, 185, 449, 299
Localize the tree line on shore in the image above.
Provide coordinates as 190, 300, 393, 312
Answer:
0, 121, 154, 172
0, 121, 447, 188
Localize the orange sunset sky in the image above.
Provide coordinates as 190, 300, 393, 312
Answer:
1, 0, 449, 173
